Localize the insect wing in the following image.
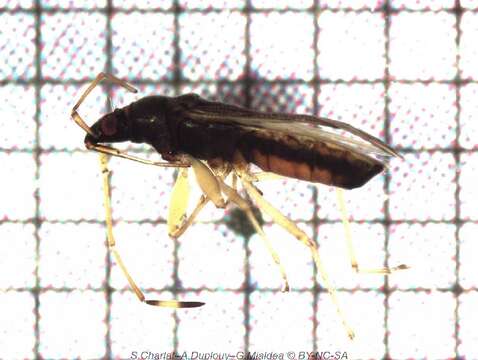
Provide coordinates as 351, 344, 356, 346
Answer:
185, 98, 399, 161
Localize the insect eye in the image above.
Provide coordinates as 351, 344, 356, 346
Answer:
101, 115, 117, 136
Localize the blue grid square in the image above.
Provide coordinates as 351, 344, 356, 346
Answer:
112, 12, 175, 81
388, 223, 456, 289
318, 11, 385, 81
459, 223, 478, 289
177, 292, 245, 351
0, 153, 36, 221
39, 290, 107, 359
462, 1, 478, 9
460, 84, 478, 149
0, 84, 36, 149
0, 292, 36, 359
178, 224, 246, 289
459, 153, 478, 220
389, 12, 456, 80
180, 0, 244, 9
249, 291, 314, 351
180, 12, 246, 81
0, 224, 36, 289
389, 83, 457, 150
39, 152, 105, 221
40, 0, 106, 8
112, 0, 172, 9
251, 0, 312, 9
459, 291, 478, 359
0, 13, 35, 80
0, 0, 34, 8
391, 0, 454, 10
321, 0, 384, 9
460, 12, 478, 79
388, 292, 455, 359
250, 83, 314, 114
39, 223, 107, 289
41, 12, 106, 80
389, 153, 456, 221
110, 291, 175, 357
250, 12, 314, 80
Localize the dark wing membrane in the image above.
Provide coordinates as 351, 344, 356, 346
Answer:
185, 98, 400, 160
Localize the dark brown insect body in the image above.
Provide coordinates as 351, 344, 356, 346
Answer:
85, 94, 389, 189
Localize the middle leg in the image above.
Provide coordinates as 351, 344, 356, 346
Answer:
182, 155, 290, 291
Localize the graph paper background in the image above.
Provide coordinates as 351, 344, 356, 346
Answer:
1, 0, 478, 359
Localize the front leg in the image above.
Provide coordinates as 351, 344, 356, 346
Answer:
98, 153, 203, 308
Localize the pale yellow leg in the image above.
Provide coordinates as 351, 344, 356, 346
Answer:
186, 155, 226, 209
168, 167, 191, 236
177, 157, 289, 290
169, 195, 209, 239
99, 153, 203, 308
219, 179, 290, 292
169, 160, 233, 238
335, 188, 409, 274
168, 157, 228, 238
242, 178, 355, 340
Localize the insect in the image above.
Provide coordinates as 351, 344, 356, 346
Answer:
71, 73, 407, 339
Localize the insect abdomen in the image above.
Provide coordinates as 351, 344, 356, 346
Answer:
239, 132, 383, 189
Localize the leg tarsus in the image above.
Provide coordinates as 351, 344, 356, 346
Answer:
335, 188, 409, 275
169, 195, 210, 239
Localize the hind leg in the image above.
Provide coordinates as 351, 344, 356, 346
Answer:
335, 188, 408, 274
239, 176, 355, 340
184, 156, 290, 291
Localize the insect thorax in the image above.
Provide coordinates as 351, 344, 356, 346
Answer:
125, 96, 175, 154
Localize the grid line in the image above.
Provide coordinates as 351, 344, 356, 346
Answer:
32, 1, 42, 358
382, 1, 392, 356
453, 0, 463, 356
